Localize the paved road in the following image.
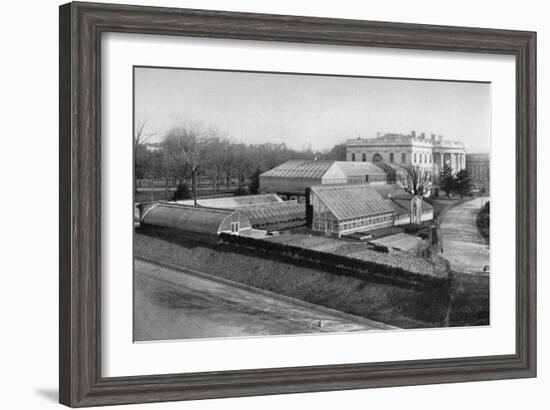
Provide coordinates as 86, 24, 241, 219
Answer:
134, 259, 393, 341
440, 197, 490, 274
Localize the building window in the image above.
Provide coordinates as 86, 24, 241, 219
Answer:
413, 153, 417, 163
230, 221, 240, 233
362, 153, 366, 162
401, 153, 406, 163
351, 153, 355, 161
389, 153, 394, 163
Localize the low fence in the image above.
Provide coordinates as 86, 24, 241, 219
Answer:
220, 233, 449, 289
136, 176, 241, 189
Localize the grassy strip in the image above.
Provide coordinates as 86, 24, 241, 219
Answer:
425, 198, 456, 219
447, 271, 490, 326
134, 232, 487, 329
425, 197, 470, 222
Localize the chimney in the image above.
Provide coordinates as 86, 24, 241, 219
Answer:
305, 187, 313, 228
376, 132, 381, 138
411, 130, 416, 138
420, 132, 426, 139
431, 133, 436, 141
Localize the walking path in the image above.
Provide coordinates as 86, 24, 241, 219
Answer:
439, 197, 490, 274
134, 258, 393, 342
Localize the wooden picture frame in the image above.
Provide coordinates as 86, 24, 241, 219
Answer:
59, 1, 536, 407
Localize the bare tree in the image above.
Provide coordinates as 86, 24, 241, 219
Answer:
134, 119, 156, 158
134, 118, 156, 196
398, 165, 432, 197
398, 166, 432, 225
203, 129, 231, 191
164, 125, 209, 206
221, 141, 235, 189
233, 143, 253, 193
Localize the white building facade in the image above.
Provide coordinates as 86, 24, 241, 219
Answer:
346, 131, 466, 182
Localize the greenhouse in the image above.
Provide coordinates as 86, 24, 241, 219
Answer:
259, 160, 388, 196
237, 200, 306, 231
140, 203, 252, 240
310, 184, 394, 237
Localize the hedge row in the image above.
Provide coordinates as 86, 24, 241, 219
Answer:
476, 201, 490, 243
220, 233, 448, 288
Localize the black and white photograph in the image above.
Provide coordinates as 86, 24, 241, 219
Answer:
1, 0, 544, 408
133, 67, 491, 342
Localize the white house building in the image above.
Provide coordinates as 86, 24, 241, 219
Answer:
346, 131, 467, 183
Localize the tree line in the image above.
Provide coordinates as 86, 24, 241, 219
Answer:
135, 122, 346, 202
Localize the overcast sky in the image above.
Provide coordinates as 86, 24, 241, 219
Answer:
134, 67, 491, 153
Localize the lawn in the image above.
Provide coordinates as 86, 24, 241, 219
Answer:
447, 271, 490, 326
425, 197, 461, 219
134, 231, 489, 329
426, 195, 487, 221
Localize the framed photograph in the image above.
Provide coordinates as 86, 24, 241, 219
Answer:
59, 1, 536, 407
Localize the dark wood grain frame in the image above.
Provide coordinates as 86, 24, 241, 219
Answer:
59, 1, 536, 407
